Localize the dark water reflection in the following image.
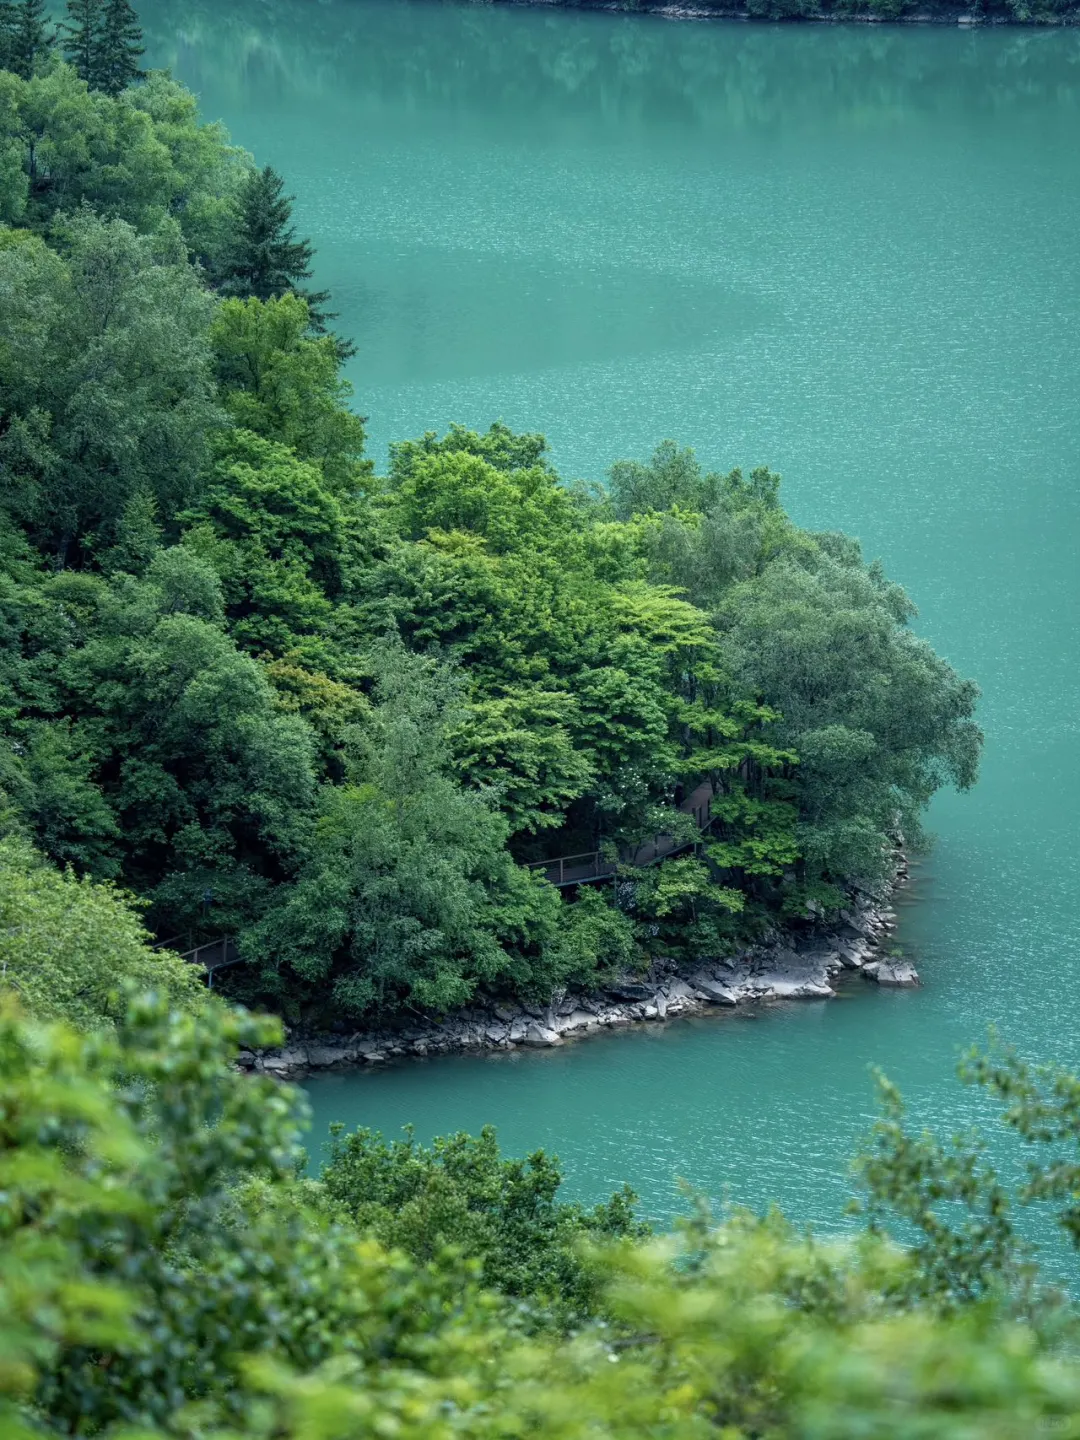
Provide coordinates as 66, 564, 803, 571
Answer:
145, 1, 1080, 132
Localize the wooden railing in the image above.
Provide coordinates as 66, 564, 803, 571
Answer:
152, 933, 242, 989
527, 851, 620, 888
182, 936, 240, 974
156, 783, 717, 974
526, 780, 715, 889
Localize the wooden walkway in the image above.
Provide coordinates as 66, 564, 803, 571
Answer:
525, 780, 714, 889
165, 782, 715, 977
154, 933, 242, 985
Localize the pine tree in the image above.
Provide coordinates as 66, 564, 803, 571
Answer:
8, 0, 53, 79
61, 0, 101, 87
217, 164, 346, 350
97, 0, 142, 96
219, 165, 323, 304
0, 2, 15, 74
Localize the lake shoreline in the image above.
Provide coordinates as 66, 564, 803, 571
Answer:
487, 0, 1077, 25
244, 851, 915, 1080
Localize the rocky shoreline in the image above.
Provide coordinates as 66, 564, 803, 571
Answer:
241, 857, 917, 1079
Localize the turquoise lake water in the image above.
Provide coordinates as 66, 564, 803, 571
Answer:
142, 0, 1080, 1234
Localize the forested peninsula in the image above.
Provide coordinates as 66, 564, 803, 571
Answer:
0, 25, 982, 1039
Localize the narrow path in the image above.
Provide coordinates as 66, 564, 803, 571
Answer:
525, 780, 715, 888
174, 783, 715, 973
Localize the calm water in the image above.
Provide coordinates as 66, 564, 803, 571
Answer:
143, 1, 1080, 1230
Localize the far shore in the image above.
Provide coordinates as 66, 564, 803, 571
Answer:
490, 0, 1077, 26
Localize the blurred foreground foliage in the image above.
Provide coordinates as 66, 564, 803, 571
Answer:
6, 990, 1080, 1439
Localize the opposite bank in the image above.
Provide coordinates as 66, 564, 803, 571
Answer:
488, 0, 1077, 25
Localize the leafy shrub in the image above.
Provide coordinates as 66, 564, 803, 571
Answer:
6, 996, 1080, 1438
318, 1121, 648, 1326
0, 838, 202, 1028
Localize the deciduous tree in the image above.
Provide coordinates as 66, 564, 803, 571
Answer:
247, 641, 561, 1017
319, 1122, 647, 1326
0, 214, 220, 561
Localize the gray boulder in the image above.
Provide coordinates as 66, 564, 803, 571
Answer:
260, 1045, 309, 1074
836, 939, 870, 970
605, 982, 654, 1002
693, 978, 738, 1006
556, 1010, 600, 1034
523, 1022, 562, 1047
306, 1044, 355, 1068
863, 959, 920, 987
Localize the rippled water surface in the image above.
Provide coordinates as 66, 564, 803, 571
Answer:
143, 1, 1080, 1230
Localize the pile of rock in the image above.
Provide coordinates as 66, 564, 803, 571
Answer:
241, 866, 918, 1079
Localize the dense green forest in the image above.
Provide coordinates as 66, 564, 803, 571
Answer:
0, 29, 981, 1026
7, 18, 1080, 1440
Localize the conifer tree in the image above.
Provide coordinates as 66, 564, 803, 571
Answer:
219, 165, 324, 304
61, 0, 101, 87
1, 0, 52, 78
0, 1, 14, 73
97, 0, 143, 95
217, 165, 351, 355
61, 0, 143, 94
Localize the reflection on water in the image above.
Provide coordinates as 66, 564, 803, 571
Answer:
341, 251, 774, 385
144, 0, 1080, 132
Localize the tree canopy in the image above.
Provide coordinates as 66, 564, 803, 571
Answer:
0, 60, 981, 1024
0, 837, 201, 1027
